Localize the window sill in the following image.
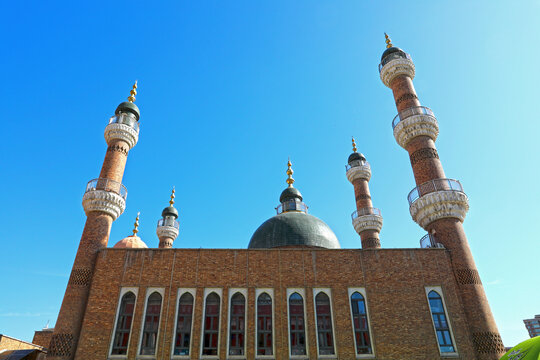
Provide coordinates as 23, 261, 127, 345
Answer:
440, 352, 459, 358
356, 355, 375, 359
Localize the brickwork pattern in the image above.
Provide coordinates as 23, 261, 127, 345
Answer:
48, 333, 73, 357
32, 330, 54, 349
409, 147, 439, 166
472, 332, 505, 354
0, 335, 44, 351
455, 269, 482, 285
68, 268, 92, 286
74, 248, 479, 360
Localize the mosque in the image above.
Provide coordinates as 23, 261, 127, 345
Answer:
34, 36, 505, 359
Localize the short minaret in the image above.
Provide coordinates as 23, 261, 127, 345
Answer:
277, 159, 309, 214
346, 137, 382, 248
156, 188, 180, 248
379, 35, 504, 358
48, 83, 140, 360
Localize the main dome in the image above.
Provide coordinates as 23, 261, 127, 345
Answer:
248, 211, 340, 249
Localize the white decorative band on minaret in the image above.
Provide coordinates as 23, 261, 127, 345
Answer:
352, 214, 383, 234
156, 226, 179, 242
393, 114, 439, 149
346, 164, 372, 183
82, 190, 126, 220
104, 123, 139, 149
409, 190, 469, 229
380, 58, 415, 88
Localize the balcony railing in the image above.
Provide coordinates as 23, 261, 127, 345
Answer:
157, 218, 180, 229
85, 178, 127, 200
351, 207, 381, 220
345, 160, 370, 171
378, 51, 412, 73
392, 106, 435, 129
420, 234, 444, 249
108, 112, 139, 132
408, 178, 464, 205
276, 200, 308, 215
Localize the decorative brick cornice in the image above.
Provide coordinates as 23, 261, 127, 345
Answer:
362, 237, 381, 248
380, 58, 415, 88
68, 268, 92, 286
156, 225, 179, 243
410, 148, 439, 166
82, 189, 126, 220
346, 164, 371, 183
352, 214, 383, 235
107, 144, 129, 156
355, 194, 371, 201
393, 114, 439, 149
472, 332, 505, 354
104, 123, 139, 149
409, 190, 469, 229
455, 268, 482, 285
48, 333, 74, 357
396, 93, 418, 106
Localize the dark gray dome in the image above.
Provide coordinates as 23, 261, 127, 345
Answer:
248, 212, 340, 249
162, 206, 178, 218
279, 187, 303, 203
116, 101, 140, 120
348, 152, 366, 164
381, 46, 407, 62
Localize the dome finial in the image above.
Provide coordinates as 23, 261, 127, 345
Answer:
132, 212, 140, 236
384, 33, 393, 49
127, 80, 138, 103
352, 136, 357, 152
286, 158, 295, 187
169, 187, 175, 206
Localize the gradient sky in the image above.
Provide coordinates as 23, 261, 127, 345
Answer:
1, 0, 538, 348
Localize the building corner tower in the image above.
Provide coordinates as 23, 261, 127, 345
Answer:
346, 138, 383, 248
47, 83, 140, 360
379, 34, 504, 358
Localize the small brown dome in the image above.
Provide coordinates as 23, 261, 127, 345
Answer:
113, 235, 148, 249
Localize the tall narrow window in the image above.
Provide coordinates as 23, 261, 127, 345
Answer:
202, 292, 220, 356
289, 293, 306, 356
315, 292, 335, 355
174, 292, 194, 355
140, 292, 162, 355
428, 291, 455, 353
351, 292, 372, 354
257, 293, 273, 356
229, 293, 246, 356
111, 292, 136, 355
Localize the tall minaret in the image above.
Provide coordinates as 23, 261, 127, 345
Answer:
47, 83, 140, 360
156, 187, 180, 248
379, 35, 504, 358
346, 137, 383, 248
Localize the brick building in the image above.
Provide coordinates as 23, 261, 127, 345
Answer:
523, 315, 540, 338
42, 36, 506, 359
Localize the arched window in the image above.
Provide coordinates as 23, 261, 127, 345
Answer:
229, 293, 246, 356
350, 292, 372, 354
256, 293, 272, 355
315, 292, 335, 355
111, 292, 136, 355
289, 292, 306, 356
428, 291, 455, 353
140, 292, 162, 355
173, 292, 194, 355
202, 292, 220, 356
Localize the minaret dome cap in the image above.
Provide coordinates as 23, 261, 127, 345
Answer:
279, 187, 303, 203
115, 101, 140, 121
348, 151, 366, 164
162, 206, 178, 218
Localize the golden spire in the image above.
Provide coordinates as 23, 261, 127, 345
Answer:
286, 158, 295, 187
352, 136, 357, 152
127, 80, 138, 103
385, 33, 393, 49
169, 187, 175, 206
132, 212, 140, 236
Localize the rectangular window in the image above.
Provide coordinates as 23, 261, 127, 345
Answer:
201, 288, 222, 358
173, 289, 195, 356
255, 289, 274, 356
313, 289, 335, 356
425, 286, 457, 354
110, 287, 138, 356
228, 289, 247, 356
287, 288, 307, 357
348, 288, 374, 357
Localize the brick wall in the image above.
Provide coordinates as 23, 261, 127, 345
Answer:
33, 329, 54, 349
0, 334, 44, 351
75, 247, 477, 359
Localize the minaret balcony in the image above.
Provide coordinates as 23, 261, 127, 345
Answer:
392, 106, 439, 149
82, 178, 127, 220
351, 207, 383, 234
276, 199, 308, 215
104, 112, 140, 149
345, 160, 371, 182
379, 53, 415, 87
408, 178, 469, 229
420, 233, 444, 249
156, 218, 180, 240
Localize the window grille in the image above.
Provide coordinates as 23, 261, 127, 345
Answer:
315, 292, 335, 355
228, 293, 246, 356
428, 291, 455, 353
173, 292, 194, 355
289, 293, 306, 356
350, 292, 372, 354
111, 292, 136, 355
140, 292, 162, 355
202, 292, 220, 356
256, 293, 273, 355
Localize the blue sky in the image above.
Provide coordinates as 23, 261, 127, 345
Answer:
1, 0, 538, 348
